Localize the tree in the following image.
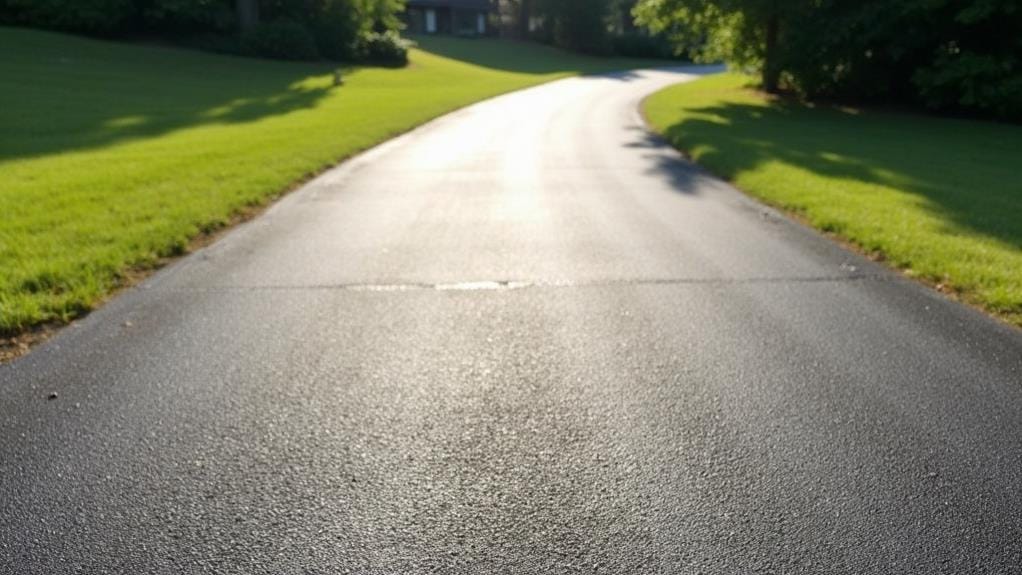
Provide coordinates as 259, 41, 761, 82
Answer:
536, 0, 613, 54
611, 0, 640, 33
0, 0, 135, 33
1, 0, 409, 62
236, 0, 258, 32
908, 0, 1022, 118
519, 0, 532, 37
634, 0, 800, 93
361, 0, 407, 32
634, 0, 1022, 119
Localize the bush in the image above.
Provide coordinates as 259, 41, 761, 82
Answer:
0, 0, 411, 65
914, 52, 1022, 120
241, 19, 319, 61
612, 32, 675, 59
0, 0, 135, 34
309, 0, 362, 61
360, 30, 411, 66
138, 0, 235, 35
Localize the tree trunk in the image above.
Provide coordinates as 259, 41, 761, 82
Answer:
518, 0, 532, 38
236, 0, 259, 33
762, 13, 781, 93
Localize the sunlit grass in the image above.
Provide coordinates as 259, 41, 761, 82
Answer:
644, 73, 1022, 326
0, 27, 667, 334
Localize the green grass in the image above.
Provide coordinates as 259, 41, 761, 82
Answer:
644, 73, 1022, 326
0, 27, 668, 334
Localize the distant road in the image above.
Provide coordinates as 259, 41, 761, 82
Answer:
2, 67, 1021, 574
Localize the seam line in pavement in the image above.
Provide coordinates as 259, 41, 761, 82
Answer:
155, 274, 891, 293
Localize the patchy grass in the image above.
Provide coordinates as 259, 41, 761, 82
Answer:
0, 27, 668, 334
644, 73, 1022, 326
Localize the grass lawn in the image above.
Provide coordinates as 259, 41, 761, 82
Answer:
0, 27, 668, 335
644, 73, 1022, 327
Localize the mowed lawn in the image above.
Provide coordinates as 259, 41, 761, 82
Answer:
0, 27, 666, 334
645, 73, 1022, 327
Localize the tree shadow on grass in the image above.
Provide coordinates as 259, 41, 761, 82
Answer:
659, 100, 1022, 251
0, 28, 345, 162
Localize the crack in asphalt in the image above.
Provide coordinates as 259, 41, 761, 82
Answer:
157, 274, 890, 293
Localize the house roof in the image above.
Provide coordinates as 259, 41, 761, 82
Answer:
406, 0, 492, 11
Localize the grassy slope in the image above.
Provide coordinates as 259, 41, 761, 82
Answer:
644, 73, 1022, 326
0, 28, 666, 333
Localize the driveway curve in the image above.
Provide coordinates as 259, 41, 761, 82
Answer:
2, 67, 1021, 574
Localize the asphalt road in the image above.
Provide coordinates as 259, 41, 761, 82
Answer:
3, 67, 1022, 574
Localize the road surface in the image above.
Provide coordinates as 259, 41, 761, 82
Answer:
2, 67, 1021, 574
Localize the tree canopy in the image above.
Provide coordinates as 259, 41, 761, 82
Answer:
635, 0, 1022, 119
534, 0, 614, 55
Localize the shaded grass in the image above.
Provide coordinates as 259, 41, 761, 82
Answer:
407, 35, 670, 76
0, 27, 669, 334
644, 73, 1022, 326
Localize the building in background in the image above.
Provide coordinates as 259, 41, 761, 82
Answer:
404, 0, 492, 35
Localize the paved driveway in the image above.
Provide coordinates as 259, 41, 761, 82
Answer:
2, 67, 1021, 574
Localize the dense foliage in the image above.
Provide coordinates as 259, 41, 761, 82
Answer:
360, 30, 412, 66
635, 0, 1022, 119
500, 0, 675, 57
241, 18, 319, 60
534, 0, 613, 55
611, 31, 676, 59
1, 0, 137, 33
0, 0, 408, 63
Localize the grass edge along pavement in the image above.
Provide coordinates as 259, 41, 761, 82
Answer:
643, 73, 1022, 328
0, 27, 672, 352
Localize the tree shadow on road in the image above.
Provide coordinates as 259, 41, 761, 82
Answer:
624, 126, 706, 194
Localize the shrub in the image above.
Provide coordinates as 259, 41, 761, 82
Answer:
138, 0, 235, 35
0, 0, 410, 65
914, 51, 1022, 120
360, 30, 411, 66
309, 0, 362, 61
241, 19, 319, 61
0, 0, 135, 34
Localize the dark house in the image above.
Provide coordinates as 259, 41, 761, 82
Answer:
404, 0, 491, 36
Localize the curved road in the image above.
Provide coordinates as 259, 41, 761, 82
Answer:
3, 68, 1021, 574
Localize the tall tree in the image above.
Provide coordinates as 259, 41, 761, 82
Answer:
634, 0, 799, 93
635, 0, 1022, 118
361, 0, 407, 32
536, 0, 612, 54
236, 0, 258, 32
519, 0, 532, 37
